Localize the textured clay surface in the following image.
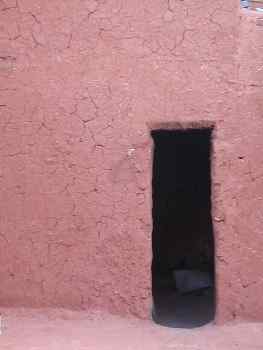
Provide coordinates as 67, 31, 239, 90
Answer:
0, 0, 263, 322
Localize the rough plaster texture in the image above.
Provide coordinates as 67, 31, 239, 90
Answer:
0, 0, 263, 323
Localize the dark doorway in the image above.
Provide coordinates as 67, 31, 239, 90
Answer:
151, 128, 215, 328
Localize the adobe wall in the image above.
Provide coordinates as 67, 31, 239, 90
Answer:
0, 0, 262, 322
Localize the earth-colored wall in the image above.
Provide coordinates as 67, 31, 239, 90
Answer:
0, 0, 262, 322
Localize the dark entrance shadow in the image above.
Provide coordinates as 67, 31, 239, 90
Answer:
151, 128, 215, 328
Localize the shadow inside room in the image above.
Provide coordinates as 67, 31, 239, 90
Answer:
151, 128, 215, 328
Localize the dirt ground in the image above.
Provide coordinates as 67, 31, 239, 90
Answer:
0, 308, 262, 350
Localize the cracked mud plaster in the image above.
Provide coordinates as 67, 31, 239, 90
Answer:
0, 0, 263, 323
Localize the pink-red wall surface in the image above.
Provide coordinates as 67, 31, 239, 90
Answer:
0, 0, 263, 323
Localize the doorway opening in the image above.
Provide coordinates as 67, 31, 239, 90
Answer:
151, 127, 215, 328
